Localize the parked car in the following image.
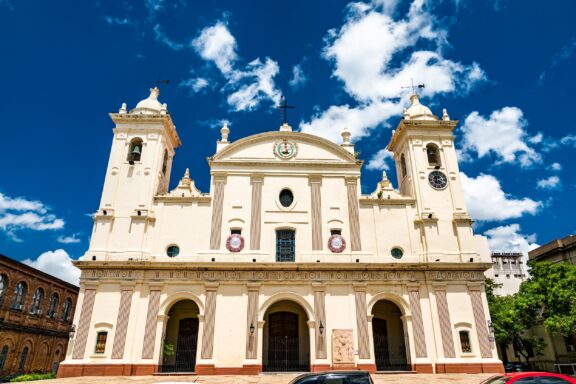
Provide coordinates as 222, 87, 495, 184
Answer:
505, 362, 530, 372
481, 372, 576, 383
288, 371, 374, 384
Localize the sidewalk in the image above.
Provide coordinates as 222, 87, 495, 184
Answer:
36, 373, 496, 384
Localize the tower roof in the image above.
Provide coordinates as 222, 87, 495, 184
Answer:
131, 87, 167, 115
403, 94, 437, 121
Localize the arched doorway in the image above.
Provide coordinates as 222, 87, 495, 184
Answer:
161, 300, 200, 373
263, 300, 310, 372
372, 300, 410, 371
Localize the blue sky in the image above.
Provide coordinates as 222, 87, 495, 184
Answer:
0, 0, 574, 284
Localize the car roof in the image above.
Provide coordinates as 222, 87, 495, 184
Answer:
290, 371, 370, 382
506, 372, 576, 380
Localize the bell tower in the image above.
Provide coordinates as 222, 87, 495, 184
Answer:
86, 87, 181, 261
387, 94, 484, 263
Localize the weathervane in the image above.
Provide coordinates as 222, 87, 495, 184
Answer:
401, 78, 425, 95
149, 73, 170, 88
277, 96, 295, 125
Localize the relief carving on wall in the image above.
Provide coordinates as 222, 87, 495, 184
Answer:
332, 329, 355, 366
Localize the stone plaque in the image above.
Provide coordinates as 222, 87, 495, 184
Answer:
332, 329, 355, 366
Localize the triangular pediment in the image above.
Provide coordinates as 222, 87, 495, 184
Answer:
211, 132, 358, 165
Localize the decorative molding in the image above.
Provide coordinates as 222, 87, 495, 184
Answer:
435, 289, 456, 358
408, 289, 427, 358
470, 289, 493, 358
141, 289, 161, 359
72, 289, 96, 359
111, 289, 133, 359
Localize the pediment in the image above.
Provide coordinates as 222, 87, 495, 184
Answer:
211, 132, 357, 165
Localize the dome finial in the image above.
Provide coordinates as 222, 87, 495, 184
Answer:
341, 126, 351, 144
220, 121, 230, 142
131, 86, 166, 115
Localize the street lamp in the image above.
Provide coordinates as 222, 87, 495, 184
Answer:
319, 321, 324, 335
69, 324, 76, 338
249, 322, 255, 335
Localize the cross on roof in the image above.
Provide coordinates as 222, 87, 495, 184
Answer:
277, 96, 295, 125
401, 78, 425, 95
149, 74, 170, 88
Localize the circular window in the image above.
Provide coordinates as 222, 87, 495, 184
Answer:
279, 189, 294, 208
391, 247, 403, 259
166, 245, 180, 258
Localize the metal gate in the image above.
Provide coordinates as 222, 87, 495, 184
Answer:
264, 312, 308, 372
373, 318, 410, 371
160, 317, 198, 373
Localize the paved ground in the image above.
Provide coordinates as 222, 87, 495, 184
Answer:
34, 373, 496, 384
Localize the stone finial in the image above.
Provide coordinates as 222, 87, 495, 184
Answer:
380, 171, 392, 189
119, 102, 127, 114
160, 103, 167, 115
150, 87, 160, 100
220, 122, 230, 142
341, 127, 351, 144
181, 168, 191, 186
280, 123, 292, 132
442, 108, 450, 121
403, 108, 409, 119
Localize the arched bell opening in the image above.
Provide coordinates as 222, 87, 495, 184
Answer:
372, 300, 410, 371
262, 300, 310, 372
161, 300, 200, 373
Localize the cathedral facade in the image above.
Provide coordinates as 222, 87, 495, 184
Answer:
58, 88, 503, 377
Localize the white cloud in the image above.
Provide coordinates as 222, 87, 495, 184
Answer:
484, 224, 539, 263
300, 0, 486, 142
289, 64, 308, 89
460, 107, 542, 167
536, 175, 561, 190
103, 16, 133, 26
226, 58, 281, 112
23, 249, 80, 286
550, 162, 562, 171
179, 77, 209, 93
366, 148, 394, 170
0, 192, 65, 241
192, 21, 238, 75
460, 172, 540, 222
57, 233, 82, 244
153, 24, 185, 51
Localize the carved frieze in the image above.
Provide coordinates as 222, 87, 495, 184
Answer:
332, 329, 355, 365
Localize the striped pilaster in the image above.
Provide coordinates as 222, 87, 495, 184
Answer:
354, 287, 370, 359
346, 177, 361, 251
201, 284, 218, 359
72, 288, 96, 359
313, 286, 327, 359
310, 177, 323, 250
111, 288, 133, 359
245, 284, 260, 359
408, 287, 427, 358
141, 288, 161, 359
470, 288, 493, 358
250, 176, 263, 250
209, 176, 226, 250
435, 288, 455, 358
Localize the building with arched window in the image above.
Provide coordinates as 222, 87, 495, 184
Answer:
0, 255, 78, 377
58, 88, 503, 377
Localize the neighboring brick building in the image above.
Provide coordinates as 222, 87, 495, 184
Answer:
0, 254, 79, 378
529, 234, 576, 265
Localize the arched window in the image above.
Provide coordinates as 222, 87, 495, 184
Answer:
18, 347, 28, 371
459, 330, 472, 353
0, 345, 8, 371
0, 274, 7, 306
95, 332, 107, 354
426, 144, 441, 167
127, 138, 143, 163
30, 288, 44, 315
47, 293, 59, 319
11, 282, 26, 310
162, 149, 169, 175
61, 298, 72, 322
400, 154, 407, 178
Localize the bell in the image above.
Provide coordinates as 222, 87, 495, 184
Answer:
131, 146, 141, 156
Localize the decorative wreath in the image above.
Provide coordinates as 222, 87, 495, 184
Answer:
226, 234, 245, 252
328, 234, 346, 253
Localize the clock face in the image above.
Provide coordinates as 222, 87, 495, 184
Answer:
428, 171, 448, 189
273, 140, 298, 160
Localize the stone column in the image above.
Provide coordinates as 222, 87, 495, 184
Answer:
201, 283, 218, 359
434, 286, 455, 358
72, 286, 97, 359
469, 285, 493, 358
141, 285, 162, 359
245, 284, 260, 359
408, 286, 427, 358
309, 176, 323, 250
209, 175, 227, 250
313, 285, 327, 359
346, 177, 361, 251
111, 284, 134, 359
354, 285, 370, 359
250, 176, 263, 250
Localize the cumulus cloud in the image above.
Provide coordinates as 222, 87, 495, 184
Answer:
460, 107, 541, 167
366, 148, 395, 170
23, 249, 80, 286
192, 21, 238, 74
226, 58, 281, 111
300, 0, 486, 142
460, 172, 540, 222
0, 192, 65, 242
484, 224, 539, 262
536, 176, 561, 190
179, 77, 209, 93
289, 64, 308, 90
153, 24, 185, 51
57, 233, 82, 244
550, 162, 562, 171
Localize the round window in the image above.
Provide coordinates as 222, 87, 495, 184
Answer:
391, 247, 403, 259
279, 189, 294, 208
166, 245, 180, 258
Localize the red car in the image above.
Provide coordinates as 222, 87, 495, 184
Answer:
482, 372, 576, 383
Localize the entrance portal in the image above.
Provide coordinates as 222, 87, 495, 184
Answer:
263, 300, 310, 372
372, 300, 410, 371
162, 300, 199, 373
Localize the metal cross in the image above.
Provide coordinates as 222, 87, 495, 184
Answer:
277, 96, 295, 125
401, 78, 425, 94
